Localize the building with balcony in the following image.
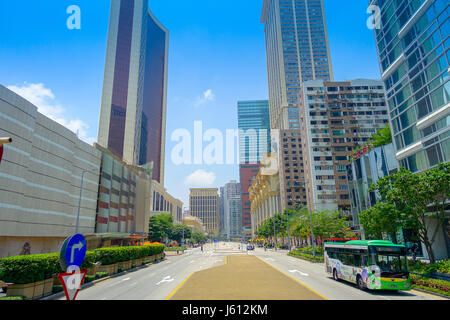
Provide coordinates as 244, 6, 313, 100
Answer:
298, 79, 390, 217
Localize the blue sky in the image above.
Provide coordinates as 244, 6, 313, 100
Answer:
0, 0, 382, 207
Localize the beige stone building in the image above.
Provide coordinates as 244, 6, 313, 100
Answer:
189, 188, 219, 236
249, 155, 281, 237
151, 180, 183, 224
182, 215, 207, 235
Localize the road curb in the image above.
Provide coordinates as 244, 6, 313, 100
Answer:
412, 287, 449, 300
39, 259, 165, 300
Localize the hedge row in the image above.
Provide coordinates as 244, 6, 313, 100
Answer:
289, 251, 324, 263
0, 244, 164, 284
410, 274, 450, 297
408, 259, 450, 275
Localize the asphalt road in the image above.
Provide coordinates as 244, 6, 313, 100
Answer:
57, 242, 445, 300
250, 247, 444, 301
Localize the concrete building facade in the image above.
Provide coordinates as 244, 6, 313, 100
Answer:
151, 179, 183, 224
298, 79, 390, 217
0, 85, 102, 257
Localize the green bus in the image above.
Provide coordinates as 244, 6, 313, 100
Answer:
324, 240, 411, 291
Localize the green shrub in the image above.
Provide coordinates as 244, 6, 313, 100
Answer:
95, 272, 108, 279
52, 285, 63, 294
289, 251, 324, 263
0, 296, 25, 300
84, 275, 95, 284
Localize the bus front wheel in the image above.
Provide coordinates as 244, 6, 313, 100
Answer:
333, 269, 339, 281
357, 275, 365, 291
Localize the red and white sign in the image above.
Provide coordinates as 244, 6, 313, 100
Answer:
58, 270, 87, 300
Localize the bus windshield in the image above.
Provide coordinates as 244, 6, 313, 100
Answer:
370, 246, 408, 273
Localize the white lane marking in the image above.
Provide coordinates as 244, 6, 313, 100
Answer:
166, 261, 171, 264
288, 270, 309, 277
156, 276, 175, 285
129, 282, 138, 287
121, 277, 131, 282
189, 260, 196, 264
265, 258, 275, 262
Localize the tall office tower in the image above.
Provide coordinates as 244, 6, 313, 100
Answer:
189, 188, 219, 235
97, 0, 169, 183
261, 0, 333, 130
370, 0, 449, 173
223, 181, 242, 239
298, 79, 390, 217
237, 100, 271, 240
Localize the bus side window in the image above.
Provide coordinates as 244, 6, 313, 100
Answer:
362, 254, 368, 267
354, 254, 361, 267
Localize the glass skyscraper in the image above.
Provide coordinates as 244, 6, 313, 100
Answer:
237, 100, 271, 238
371, 0, 449, 173
98, 0, 169, 184
261, 0, 333, 130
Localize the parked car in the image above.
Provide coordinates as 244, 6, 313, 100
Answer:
247, 245, 255, 251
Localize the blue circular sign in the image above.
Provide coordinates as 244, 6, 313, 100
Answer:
60, 234, 87, 270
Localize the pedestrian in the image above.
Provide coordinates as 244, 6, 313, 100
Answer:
201, 245, 203, 252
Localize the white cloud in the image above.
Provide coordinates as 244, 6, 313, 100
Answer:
184, 169, 216, 187
7, 83, 96, 145
194, 89, 215, 107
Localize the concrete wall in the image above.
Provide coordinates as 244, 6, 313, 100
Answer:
0, 85, 101, 257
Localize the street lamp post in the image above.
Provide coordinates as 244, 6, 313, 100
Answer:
76, 168, 98, 234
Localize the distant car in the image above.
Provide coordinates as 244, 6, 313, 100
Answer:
257, 244, 263, 248
247, 245, 255, 250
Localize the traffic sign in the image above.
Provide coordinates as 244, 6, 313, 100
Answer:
58, 269, 87, 301
60, 234, 87, 270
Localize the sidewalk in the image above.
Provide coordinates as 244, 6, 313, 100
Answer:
169, 255, 324, 300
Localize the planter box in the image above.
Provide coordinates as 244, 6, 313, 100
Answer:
98, 263, 118, 275
87, 263, 101, 276
133, 258, 143, 267
43, 278, 54, 297
7, 283, 35, 300
33, 280, 45, 299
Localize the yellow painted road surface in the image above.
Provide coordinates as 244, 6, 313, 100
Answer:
169, 255, 324, 300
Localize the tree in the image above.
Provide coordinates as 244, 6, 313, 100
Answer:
359, 202, 402, 242
191, 231, 207, 245
369, 163, 450, 263
148, 213, 174, 242
170, 224, 192, 244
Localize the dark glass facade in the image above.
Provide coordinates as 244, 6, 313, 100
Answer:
101, 0, 168, 184
138, 12, 167, 183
